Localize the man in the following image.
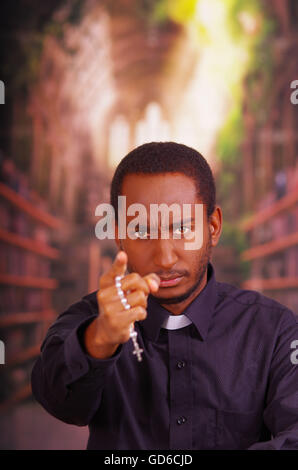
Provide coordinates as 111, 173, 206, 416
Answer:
31, 142, 298, 450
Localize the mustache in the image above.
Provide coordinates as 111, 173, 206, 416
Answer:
154, 270, 189, 279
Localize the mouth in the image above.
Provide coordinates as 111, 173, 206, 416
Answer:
159, 275, 184, 288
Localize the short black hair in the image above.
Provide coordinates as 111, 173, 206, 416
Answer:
110, 141, 216, 220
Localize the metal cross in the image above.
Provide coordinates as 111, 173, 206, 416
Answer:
129, 324, 143, 362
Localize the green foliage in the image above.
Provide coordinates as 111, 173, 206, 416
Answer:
226, 0, 263, 39
218, 220, 250, 279
220, 220, 246, 252
0, 1, 86, 94
152, 0, 197, 24
216, 106, 244, 166
215, 0, 276, 221
245, 42, 274, 123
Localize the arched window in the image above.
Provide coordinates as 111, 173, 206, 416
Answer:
135, 102, 170, 146
108, 115, 130, 167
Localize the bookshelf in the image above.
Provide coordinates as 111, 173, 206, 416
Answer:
0, 174, 63, 412
239, 9, 298, 314
242, 277, 298, 291
241, 232, 298, 261
240, 181, 298, 313
241, 187, 298, 232
0, 183, 62, 229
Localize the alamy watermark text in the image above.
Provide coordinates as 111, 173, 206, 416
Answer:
94, 197, 204, 250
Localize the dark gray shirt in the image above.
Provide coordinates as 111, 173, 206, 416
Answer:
31, 264, 298, 450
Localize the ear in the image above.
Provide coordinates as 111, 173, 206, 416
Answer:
209, 206, 222, 248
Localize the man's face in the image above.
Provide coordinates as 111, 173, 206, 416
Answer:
116, 172, 219, 309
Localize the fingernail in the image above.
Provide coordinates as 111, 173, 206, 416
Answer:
149, 279, 159, 291
152, 274, 160, 285
117, 251, 126, 261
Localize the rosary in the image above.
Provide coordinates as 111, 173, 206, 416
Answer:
115, 275, 143, 361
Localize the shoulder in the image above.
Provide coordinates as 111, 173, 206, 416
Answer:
215, 280, 297, 328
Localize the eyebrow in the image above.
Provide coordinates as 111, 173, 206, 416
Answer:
132, 218, 195, 231
173, 218, 194, 226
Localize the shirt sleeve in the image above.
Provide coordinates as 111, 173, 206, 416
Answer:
248, 308, 298, 450
31, 296, 122, 426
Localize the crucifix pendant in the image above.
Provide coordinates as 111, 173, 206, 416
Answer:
129, 324, 143, 362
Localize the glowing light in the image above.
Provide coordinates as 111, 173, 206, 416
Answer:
195, 0, 226, 37
109, 115, 130, 168
135, 102, 171, 147
170, 0, 253, 162
238, 11, 259, 35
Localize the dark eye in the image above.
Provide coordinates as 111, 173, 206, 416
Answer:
173, 226, 191, 236
135, 229, 149, 239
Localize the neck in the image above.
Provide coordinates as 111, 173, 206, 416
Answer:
160, 269, 208, 315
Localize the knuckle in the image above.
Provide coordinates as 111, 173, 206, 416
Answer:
130, 272, 141, 283
139, 277, 149, 293
97, 289, 105, 303
103, 303, 113, 317
137, 306, 147, 318
138, 290, 147, 306
138, 290, 146, 301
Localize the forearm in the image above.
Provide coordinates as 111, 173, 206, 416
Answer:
247, 424, 298, 450
31, 353, 104, 426
31, 315, 122, 426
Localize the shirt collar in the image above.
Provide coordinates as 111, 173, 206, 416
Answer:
161, 314, 192, 330
141, 262, 217, 342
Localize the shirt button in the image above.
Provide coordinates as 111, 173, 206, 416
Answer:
176, 360, 186, 369
177, 416, 187, 425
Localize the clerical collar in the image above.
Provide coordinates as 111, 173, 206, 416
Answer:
142, 263, 217, 341
161, 314, 192, 330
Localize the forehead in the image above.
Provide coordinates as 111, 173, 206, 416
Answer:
121, 172, 202, 207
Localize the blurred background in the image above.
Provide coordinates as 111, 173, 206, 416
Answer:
0, 0, 297, 449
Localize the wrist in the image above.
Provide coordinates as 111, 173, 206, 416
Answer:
84, 318, 119, 359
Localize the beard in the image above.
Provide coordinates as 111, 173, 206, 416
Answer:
153, 235, 212, 304
125, 234, 212, 305
153, 265, 207, 304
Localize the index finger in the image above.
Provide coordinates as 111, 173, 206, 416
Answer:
99, 251, 127, 289
143, 273, 160, 293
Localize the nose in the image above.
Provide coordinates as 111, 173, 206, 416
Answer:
152, 238, 178, 271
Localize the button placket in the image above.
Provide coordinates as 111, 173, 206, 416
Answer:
177, 416, 187, 425
168, 329, 192, 449
176, 360, 186, 369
